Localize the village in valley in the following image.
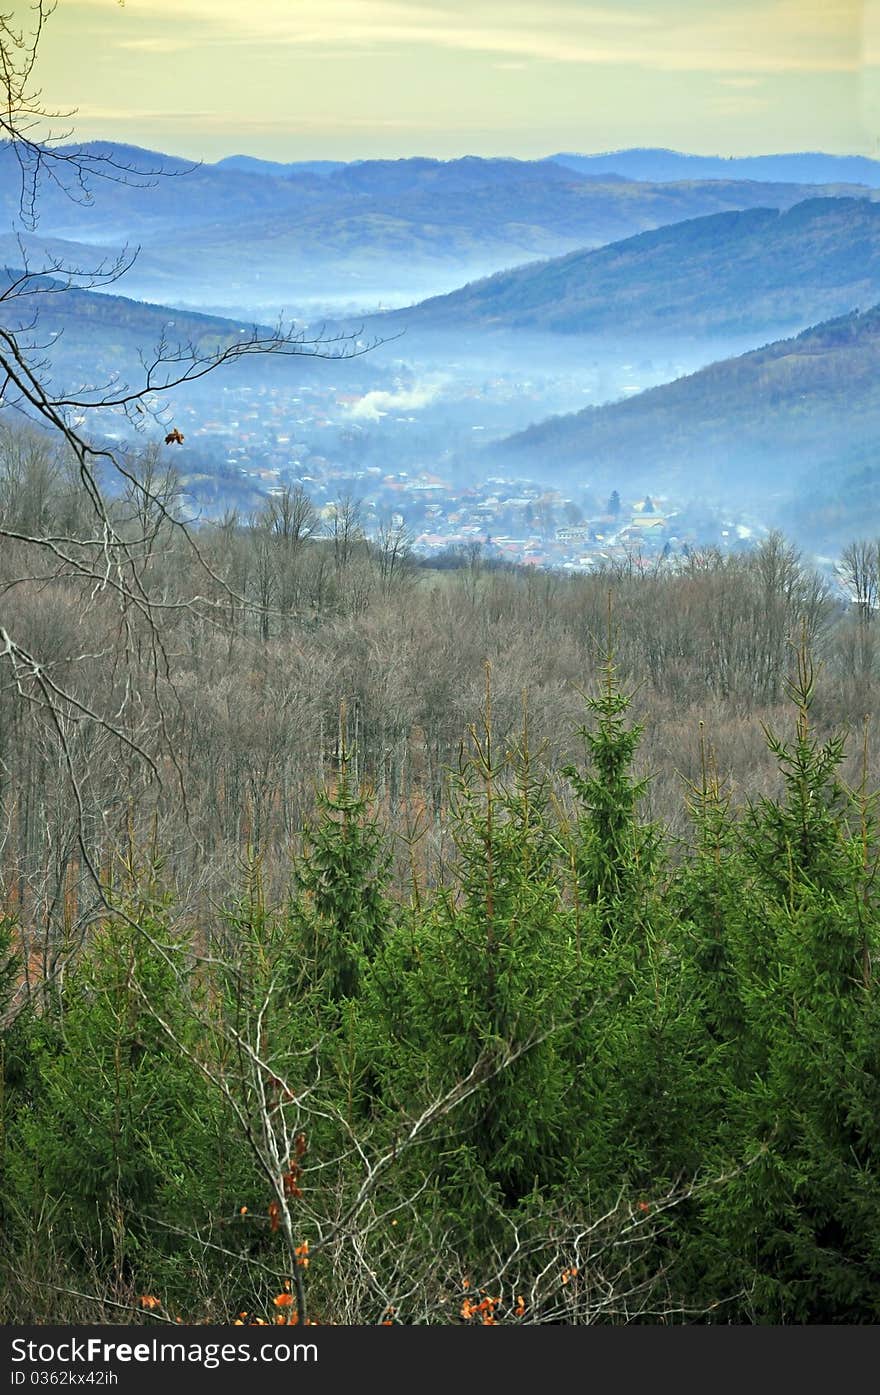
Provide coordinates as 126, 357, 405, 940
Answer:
137, 373, 765, 572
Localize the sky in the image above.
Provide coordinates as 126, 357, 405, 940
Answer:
30, 0, 879, 162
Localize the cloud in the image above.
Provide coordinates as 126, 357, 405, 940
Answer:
116, 36, 194, 53
64, 0, 861, 73
72, 105, 228, 124
43, 0, 867, 161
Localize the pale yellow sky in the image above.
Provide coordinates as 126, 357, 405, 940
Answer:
28, 0, 879, 160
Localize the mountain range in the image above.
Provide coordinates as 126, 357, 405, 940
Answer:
6, 139, 878, 545
548, 149, 880, 187
4, 142, 877, 318
214, 148, 880, 190
376, 197, 880, 342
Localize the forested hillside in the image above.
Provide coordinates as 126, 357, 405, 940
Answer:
3, 429, 880, 1324
0, 272, 378, 403
493, 304, 880, 516
383, 198, 880, 339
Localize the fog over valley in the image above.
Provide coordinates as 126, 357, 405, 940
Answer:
4, 142, 880, 565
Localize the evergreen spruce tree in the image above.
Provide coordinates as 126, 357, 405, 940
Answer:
2, 891, 242, 1309
361, 671, 585, 1242
292, 745, 393, 1003
674, 728, 748, 1057
563, 625, 660, 940
706, 642, 880, 1321
561, 640, 718, 1301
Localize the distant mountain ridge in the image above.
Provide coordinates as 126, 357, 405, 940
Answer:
549, 148, 880, 187
214, 155, 346, 178
4, 140, 877, 318
376, 197, 880, 340
212, 146, 880, 190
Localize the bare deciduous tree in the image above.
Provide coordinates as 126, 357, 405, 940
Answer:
373, 513, 416, 599
838, 538, 879, 679
0, 1, 379, 982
